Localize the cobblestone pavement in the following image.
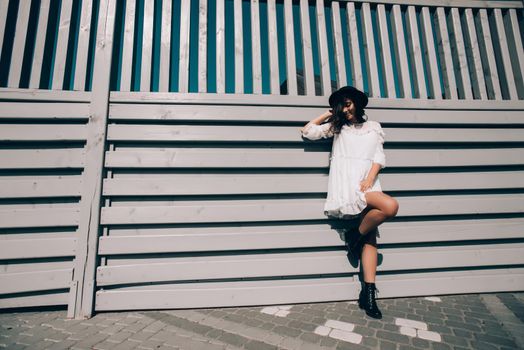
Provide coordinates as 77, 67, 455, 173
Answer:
1, 292, 523, 350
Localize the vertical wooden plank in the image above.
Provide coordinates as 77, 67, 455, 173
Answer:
8, 1, 31, 88
0, 1, 8, 56
508, 9, 524, 98
74, 0, 93, 91
391, 5, 410, 98
120, 0, 135, 92
478, 9, 501, 100
406, 6, 427, 99
234, 0, 243, 93
251, 0, 262, 94
216, 0, 225, 93
377, 4, 395, 98
141, 0, 154, 92
316, 0, 331, 96
52, 1, 73, 90
450, 7, 473, 99
179, 0, 191, 93
283, 0, 297, 95
331, 2, 346, 88
465, 8, 487, 100
420, 7, 442, 99
267, 0, 279, 94
300, 0, 314, 95
198, 0, 208, 93
158, 0, 172, 92
435, 7, 458, 100
346, 2, 363, 91
361, 2, 379, 97
30, 0, 51, 88
74, 0, 116, 319
494, 8, 518, 99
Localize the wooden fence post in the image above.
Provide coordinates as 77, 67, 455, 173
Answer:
71, 0, 116, 319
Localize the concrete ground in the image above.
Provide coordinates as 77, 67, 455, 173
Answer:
1, 292, 523, 350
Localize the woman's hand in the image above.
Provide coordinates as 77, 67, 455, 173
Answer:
360, 177, 375, 192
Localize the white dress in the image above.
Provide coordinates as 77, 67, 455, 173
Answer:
301, 120, 386, 219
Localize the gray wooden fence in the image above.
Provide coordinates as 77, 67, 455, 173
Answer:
0, 0, 523, 319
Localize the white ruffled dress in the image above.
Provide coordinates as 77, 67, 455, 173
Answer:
301, 120, 386, 219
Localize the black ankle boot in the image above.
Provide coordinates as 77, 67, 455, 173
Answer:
358, 282, 382, 319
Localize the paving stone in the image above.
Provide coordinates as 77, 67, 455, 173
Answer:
376, 330, 411, 344
244, 339, 279, 350
474, 333, 517, 348
325, 320, 355, 332
377, 340, 398, 350
272, 325, 302, 338
328, 329, 362, 344
467, 340, 499, 350
298, 331, 324, 344
430, 343, 452, 350
411, 337, 430, 349
416, 329, 441, 342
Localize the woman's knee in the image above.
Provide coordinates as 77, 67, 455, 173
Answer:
383, 198, 399, 218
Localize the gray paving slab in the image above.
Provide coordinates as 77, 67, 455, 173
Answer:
0, 292, 523, 349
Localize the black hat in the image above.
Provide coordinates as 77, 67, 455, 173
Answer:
328, 86, 368, 109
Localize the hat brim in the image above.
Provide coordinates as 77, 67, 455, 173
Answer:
328, 86, 368, 109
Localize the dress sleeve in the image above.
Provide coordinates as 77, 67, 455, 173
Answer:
301, 122, 334, 140
373, 122, 386, 169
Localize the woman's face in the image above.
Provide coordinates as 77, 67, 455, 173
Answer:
342, 98, 356, 120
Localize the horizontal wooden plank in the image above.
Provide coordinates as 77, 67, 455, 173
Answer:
100, 193, 524, 225
343, 0, 523, 8
0, 260, 74, 274
0, 269, 73, 294
0, 292, 69, 309
0, 102, 90, 119
103, 171, 524, 196
104, 148, 524, 168
0, 88, 91, 102
109, 103, 524, 124
0, 125, 87, 141
0, 208, 80, 228
96, 243, 524, 286
0, 177, 83, 198
99, 217, 524, 254
110, 92, 524, 110
94, 268, 524, 310
0, 238, 77, 259
107, 124, 524, 143
0, 149, 85, 169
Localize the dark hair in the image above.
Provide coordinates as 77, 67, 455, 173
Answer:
326, 97, 367, 135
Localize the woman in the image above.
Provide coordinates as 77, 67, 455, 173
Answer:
299, 86, 399, 319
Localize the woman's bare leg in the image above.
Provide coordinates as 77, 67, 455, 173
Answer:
361, 233, 378, 283
358, 192, 399, 235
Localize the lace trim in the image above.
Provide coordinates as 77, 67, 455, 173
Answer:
342, 121, 385, 142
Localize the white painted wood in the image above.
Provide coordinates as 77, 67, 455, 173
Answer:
158, 0, 171, 92
0, 89, 91, 102
100, 193, 524, 225
0, 149, 85, 169
283, 0, 298, 95
0, 124, 87, 141
494, 8, 518, 99
336, 1, 523, 8
0, 292, 69, 309
30, 0, 51, 89
362, 2, 380, 97
346, 2, 363, 90
377, 4, 395, 97
478, 9, 502, 99
0, 177, 82, 198
94, 269, 524, 311
0, 238, 77, 259
0, 260, 74, 273
420, 7, 442, 99
140, 0, 154, 92
73, 0, 116, 320
179, 0, 191, 93
0, 208, 79, 228
508, 9, 524, 98
74, 0, 93, 91
436, 7, 458, 99
465, 8, 487, 99
0, 269, 73, 294
198, 0, 208, 92
8, 1, 31, 88
120, 0, 136, 91
0, 102, 90, 119
316, 0, 331, 96
216, 0, 226, 93
451, 7, 473, 99
233, 0, 243, 94
406, 6, 427, 99
391, 5, 411, 98
331, 2, 347, 89
0, 1, 8, 58
299, 0, 314, 95
52, 0, 73, 90
267, 0, 279, 94
251, 0, 262, 94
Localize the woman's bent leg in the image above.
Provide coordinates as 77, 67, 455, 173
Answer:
361, 233, 378, 283
358, 192, 399, 235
